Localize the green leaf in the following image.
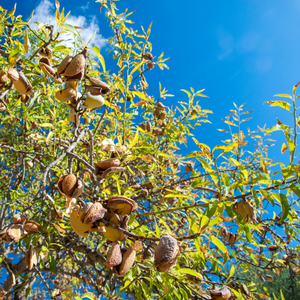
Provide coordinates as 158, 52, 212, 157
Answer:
209, 235, 227, 254
64, 23, 81, 40
93, 45, 106, 72
178, 268, 203, 279
290, 184, 300, 199
273, 94, 292, 99
128, 129, 139, 149
49, 255, 57, 274
230, 158, 249, 181
279, 193, 289, 223
9, 44, 19, 59
205, 199, 218, 219
229, 264, 235, 278
265, 101, 291, 112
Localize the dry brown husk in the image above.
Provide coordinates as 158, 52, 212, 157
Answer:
210, 287, 231, 300
63, 48, 87, 77
119, 246, 136, 276
7, 68, 19, 81
13, 72, 32, 95
25, 245, 38, 270
142, 52, 153, 60
7, 225, 22, 243
106, 195, 138, 216
57, 55, 73, 75
39, 46, 52, 58
105, 241, 122, 267
86, 76, 110, 94
83, 202, 106, 225
69, 110, 80, 125
24, 220, 41, 233
0, 71, 8, 83
39, 59, 55, 77
12, 214, 26, 224
95, 158, 122, 178
20, 94, 30, 103
57, 174, 83, 199
65, 69, 84, 82
154, 235, 180, 272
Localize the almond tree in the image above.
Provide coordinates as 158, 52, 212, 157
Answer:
0, 1, 299, 299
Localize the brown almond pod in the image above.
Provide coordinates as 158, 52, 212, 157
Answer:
24, 220, 41, 233
97, 158, 121, 170
65, 69, 84, 82
85, 85, 102, 95
21, 94, 30, 103
210, 287, 231, 300
25, 245, 38, 270
7, 68, 19, 81
107, 196, 138, 216
268, 245, 279, 252
69, 110, 80, 125
119, 246, 136, 276
40, 62, 56, 77
80, 202, 93, 223
14, 72, 32, 95
58, 174, 83, 199
57, 55, 73, 75
152, 128, 164, 136
39, 57, 51, 66
142, 52, 153, 60
0, 71, 8, 83
147, 61, 155, 70
84, 202, 105, 225
63, 48, 87, 77
12, 214, 26, 224
154, 235, 180, 272
40, 46, 52, 58
86, 76, 110, 94
61, 174, 78, 196
7, 225, 22, 243
105, 241, 123, 267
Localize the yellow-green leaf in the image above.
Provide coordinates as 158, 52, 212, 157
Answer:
92, 46, 106, 72
209, 235, 227, 254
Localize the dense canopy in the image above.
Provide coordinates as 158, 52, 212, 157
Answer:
0, 1, 299, 299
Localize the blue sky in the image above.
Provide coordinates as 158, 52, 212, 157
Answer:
2, 0, 300, 163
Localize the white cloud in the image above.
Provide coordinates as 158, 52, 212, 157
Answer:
30, 0, 106, 49
216, 28, 234, 61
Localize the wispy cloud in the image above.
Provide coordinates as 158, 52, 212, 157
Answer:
31, 0, 106, 49
216, 28, 234, 61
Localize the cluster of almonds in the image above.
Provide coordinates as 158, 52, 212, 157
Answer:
95, 158, 124, 179
232, 199, 256, 223
0, 214, 40, 243
57, 174, 138, 241
37, 46, 110, 124
220, 227, 239, 245
139, 101, 167, 137
104, 240, 142, 276
7, 68, 32, 95
142, 51, 155, 70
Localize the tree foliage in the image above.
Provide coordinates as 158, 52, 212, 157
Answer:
0, 1, 299, 299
